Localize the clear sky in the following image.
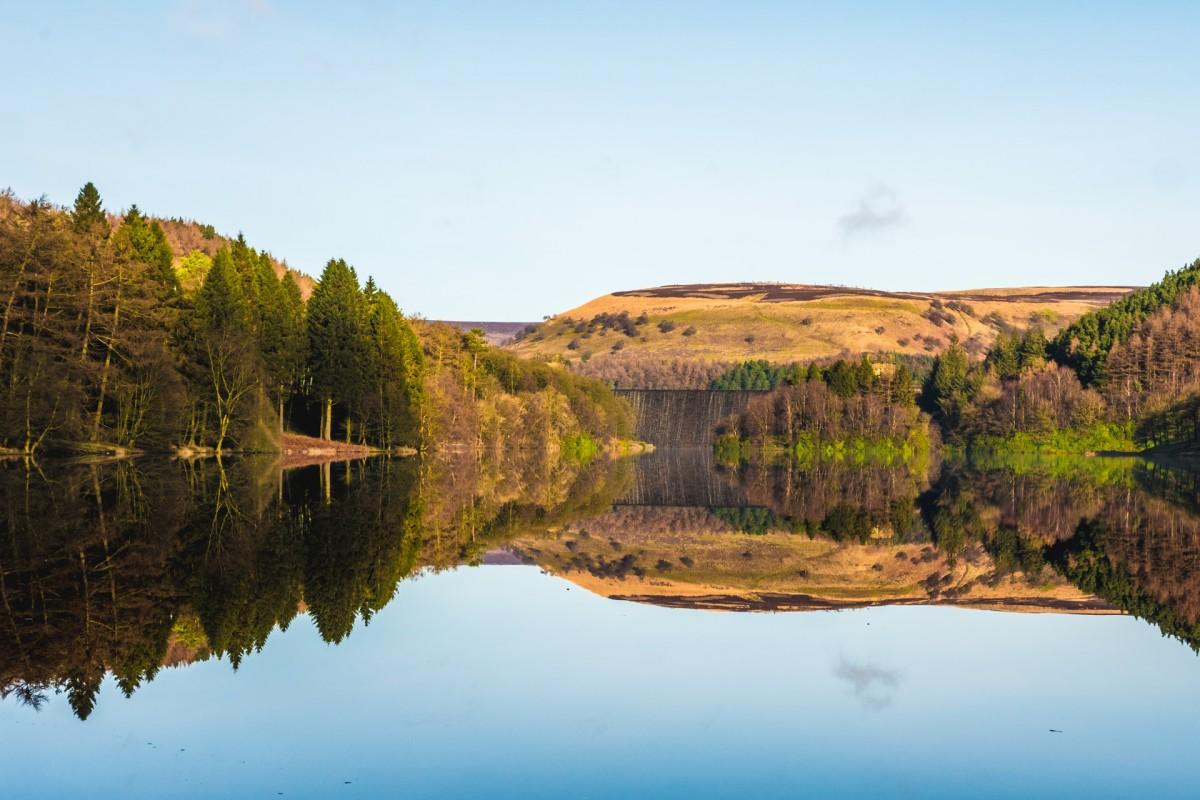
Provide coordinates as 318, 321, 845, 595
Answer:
5, 2, 1200, 320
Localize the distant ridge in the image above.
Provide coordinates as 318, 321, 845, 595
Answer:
506, 282, 1139, 381
437, 320, 537, 346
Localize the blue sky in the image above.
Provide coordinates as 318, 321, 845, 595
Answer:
4, 566, 1200, 798
4, 1, 1200, 320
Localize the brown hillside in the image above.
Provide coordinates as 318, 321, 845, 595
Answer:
506, 283, 1136, 371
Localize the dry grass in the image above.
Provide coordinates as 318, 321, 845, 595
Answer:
507, 283, 1136, 364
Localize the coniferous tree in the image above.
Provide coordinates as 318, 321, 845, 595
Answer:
307, 258, 369, 441
185, 248, 262, 452
71, 182, 107, 234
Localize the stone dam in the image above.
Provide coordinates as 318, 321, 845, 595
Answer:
614, 389, 761, 448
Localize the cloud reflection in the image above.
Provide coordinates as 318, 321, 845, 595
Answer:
834, 658, 903, 710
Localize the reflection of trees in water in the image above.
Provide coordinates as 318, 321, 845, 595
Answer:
736, 461, 933, 543
416, 451, 634, 570
934, 460, 1200, 650
0, 457, 421, 718
0, 450, 634, 720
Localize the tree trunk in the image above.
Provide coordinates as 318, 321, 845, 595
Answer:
323, 397, 333, 441
90, 262, 122, 442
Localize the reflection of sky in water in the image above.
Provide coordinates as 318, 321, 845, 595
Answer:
3, 565, 1199, 799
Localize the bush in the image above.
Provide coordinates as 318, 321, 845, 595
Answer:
658, 320, 676, 333
682, 326, 697, 337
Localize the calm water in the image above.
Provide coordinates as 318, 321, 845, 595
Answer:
2, 452, 1200, 798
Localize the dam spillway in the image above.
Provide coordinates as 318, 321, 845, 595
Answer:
614, 389, 762, 448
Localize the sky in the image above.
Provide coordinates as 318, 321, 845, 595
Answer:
4, 566, 1200, 798
4, 1, 1200, 320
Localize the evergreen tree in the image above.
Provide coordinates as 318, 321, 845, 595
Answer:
117, 206, 176, 293
891, 364, 916, 406
307, 258, 369, 441
186, 248, 262, 452
71, 182, 107, 234
924, 342, 969, 423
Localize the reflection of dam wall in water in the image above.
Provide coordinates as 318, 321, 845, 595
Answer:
617, 448, 748, 507
615, 389, 762, 447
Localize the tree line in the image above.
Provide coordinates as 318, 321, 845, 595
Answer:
0, 184, 424, 455
919, 255, 1200, 451
719, 355, 926, 456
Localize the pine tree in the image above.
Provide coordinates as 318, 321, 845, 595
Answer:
117, 206, 176, 293
925, 343, 969, 423
307, 258, 368, 441
187, 248, 261, 452
71, 182, 107, 234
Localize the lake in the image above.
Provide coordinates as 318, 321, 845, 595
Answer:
2, 451, 1199, 798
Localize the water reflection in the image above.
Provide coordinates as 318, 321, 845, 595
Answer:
2, 448, 1200, 721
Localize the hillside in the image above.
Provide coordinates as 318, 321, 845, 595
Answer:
506, 283, 1136, 370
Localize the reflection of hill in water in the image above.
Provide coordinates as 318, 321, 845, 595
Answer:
5, 448, 1200, 721
516, 455, 1200, 640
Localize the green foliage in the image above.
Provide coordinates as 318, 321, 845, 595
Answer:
1051, 257, 1200, 385
71, 182, 106, 234
115, 206, 176, 293
922, 342, 971, 423
561, 431, 600, 463
711, 506, 780, 534
0, 186, 424, 454
710, 359, 800, 390
176, 249, 212, 290
985, 328, 1047, 379
965, 422, 1137, 456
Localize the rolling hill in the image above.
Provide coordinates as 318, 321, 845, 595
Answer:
506, 283, 1136, 371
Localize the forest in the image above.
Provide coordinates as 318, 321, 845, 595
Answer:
0, 448, 634, 719
0, 185, 629, 458
715, 354, 928, 462
919, 257, 1200, 452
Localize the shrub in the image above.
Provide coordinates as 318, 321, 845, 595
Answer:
658, 320, 676, 333
682, 326, 697, 337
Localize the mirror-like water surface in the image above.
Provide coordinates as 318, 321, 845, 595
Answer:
3, 451, 1200, 798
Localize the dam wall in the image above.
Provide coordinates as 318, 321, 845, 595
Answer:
615, 389, 761, 447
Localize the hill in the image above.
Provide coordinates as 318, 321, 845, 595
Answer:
506, 283, 1136, 372
437, 320, 537, 346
